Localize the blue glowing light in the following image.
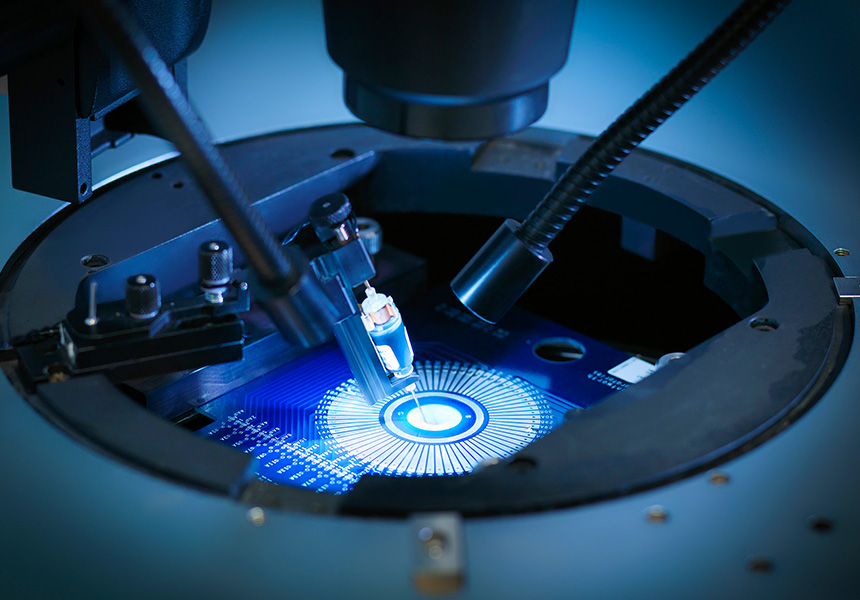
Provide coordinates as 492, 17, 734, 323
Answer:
316, 361, 554, 477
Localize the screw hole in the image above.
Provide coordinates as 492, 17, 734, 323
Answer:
708, 471, 730, 485
508, 456, 537, 473
746, 554, 774, 574
172, 181, 184, 189
644, 505, 669, 523
79, 182, 88, 195
834, 248, 851, 257
533, 338, 586, 362
807, 515, 834, 533
331, 148, 356, 160
151, 171, 163, 179
749, 317, 779, 332
57, 78, 66, 88
81, 254, 110, 270
44, 363, 71, 382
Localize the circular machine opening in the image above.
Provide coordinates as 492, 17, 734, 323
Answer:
0, 126, 851, 516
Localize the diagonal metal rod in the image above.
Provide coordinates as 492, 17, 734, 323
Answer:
78, 0, 337, 349
78, 0, 290, 285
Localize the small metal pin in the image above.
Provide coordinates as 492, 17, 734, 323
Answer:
246, 506, 266, 527
411, 389, 436, 425
84, 281, 98, 326
334, 222, 352, 243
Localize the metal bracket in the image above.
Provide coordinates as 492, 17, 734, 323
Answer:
15, 280, 250, 388
834, 277, 860, 298
410, 512, 467, 595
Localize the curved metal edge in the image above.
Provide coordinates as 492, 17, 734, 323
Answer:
0, 124, 851, 517
342, 249, 851, 516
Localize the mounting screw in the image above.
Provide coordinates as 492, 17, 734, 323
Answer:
125, 274, 161, 320
411, 513, 465, 595
708, 471, 730, 485
246, 506, 266, 527
644, 505, 669, 524
45, 363, 71, 383
418, 527, 447, 560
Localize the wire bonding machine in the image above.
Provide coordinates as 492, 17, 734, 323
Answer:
0, 1, 858, 598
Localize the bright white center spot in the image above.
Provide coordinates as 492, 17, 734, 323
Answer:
406, 404, 462, 431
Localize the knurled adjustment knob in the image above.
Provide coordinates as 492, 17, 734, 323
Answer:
356, 217, 382, 256
125, 274, 161, 320
199, 240, 233, 288
309, 193, 353, 228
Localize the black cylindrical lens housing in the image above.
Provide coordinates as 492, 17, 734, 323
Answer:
323, 0, 577, 140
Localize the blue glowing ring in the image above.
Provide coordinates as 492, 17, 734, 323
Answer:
315, 361, 554, 477
380, 392, 488, 443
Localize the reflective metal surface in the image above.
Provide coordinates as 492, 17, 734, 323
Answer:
0, 1, 858, 598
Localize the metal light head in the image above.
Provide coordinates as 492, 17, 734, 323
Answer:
450, 219, 552, 323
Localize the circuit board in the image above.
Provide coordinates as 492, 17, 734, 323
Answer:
197, 292, 650, 494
